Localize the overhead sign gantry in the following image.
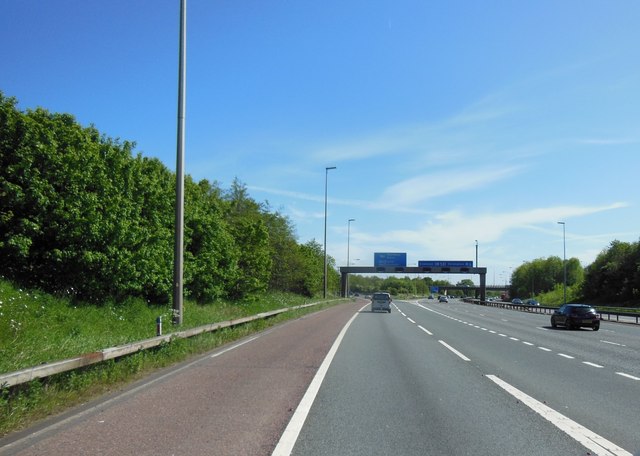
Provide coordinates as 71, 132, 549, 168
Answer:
340, 253, 487, 301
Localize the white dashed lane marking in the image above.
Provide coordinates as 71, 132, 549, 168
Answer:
403, 302, 640, 384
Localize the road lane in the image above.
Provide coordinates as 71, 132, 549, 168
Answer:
0, 300, 364, 456
398, 300, 639, 454
289, 302, 608, 455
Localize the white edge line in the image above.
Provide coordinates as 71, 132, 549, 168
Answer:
2, 333, 264, 451
271, 305, 363, 456
486, 375, 631, 456
438, 340, 470, 361
211, 335, 260, 358
616, 372, 640, 381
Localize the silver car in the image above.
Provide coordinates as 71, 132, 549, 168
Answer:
371, 292, 392, 313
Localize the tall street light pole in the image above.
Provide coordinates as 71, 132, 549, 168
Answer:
323, 166, 336, 299
558, 221, 566, 305
475, 240, 478, 267
173, 0, 187, 325
347, 219, 355, 267
347, 219, 355, 296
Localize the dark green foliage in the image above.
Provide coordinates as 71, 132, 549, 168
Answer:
183, 178, 239, 303
511, 256, 583, 300
583, 240, 640, 304
0, 92, 335, 305
222, 179, 272, 299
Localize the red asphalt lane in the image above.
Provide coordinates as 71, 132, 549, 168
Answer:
1, 300, 365, 456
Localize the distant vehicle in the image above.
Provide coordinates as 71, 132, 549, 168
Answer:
438, 295, 449, 303
428, 294, 435, 299
525, 299, 540, 306
371, 292, 392, 313
551, 304, 600, 331
511, 298, 523, 305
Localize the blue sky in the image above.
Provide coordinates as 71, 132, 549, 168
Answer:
3, 1, 639, 286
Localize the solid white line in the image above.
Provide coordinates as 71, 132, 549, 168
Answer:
583, 361, 604, 368
438, 340, 470, 361
616, 372, 640, 381
3, 332, 265, 452
211, 336, 260, 358
271, 306, 362, 456
418, 325, 433, 336
558, 353, 574, 359
487, 375, 632, 456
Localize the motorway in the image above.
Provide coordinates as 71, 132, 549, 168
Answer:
281, 298, 640, 456
2, 298, 638, 455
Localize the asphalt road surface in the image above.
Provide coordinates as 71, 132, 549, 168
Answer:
283, 298, 639, 456
0, 301, 364, 456
2, 298, 638, 455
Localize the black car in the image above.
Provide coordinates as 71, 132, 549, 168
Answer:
551, 304, 600, 331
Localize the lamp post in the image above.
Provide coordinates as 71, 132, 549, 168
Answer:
347, 219, 355, 269
172, 0, 187, 325
323, 166, 336, 299
557, 221, 566, 305
347, 219, 355, 297
475, 240, 478, 267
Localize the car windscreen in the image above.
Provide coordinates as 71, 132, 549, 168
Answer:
571, 307, 595, 315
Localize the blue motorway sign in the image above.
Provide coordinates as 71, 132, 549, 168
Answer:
418, 260, 473, 268
374, 252, 407, 267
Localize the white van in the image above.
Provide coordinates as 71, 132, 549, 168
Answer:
371, 292, 392, 313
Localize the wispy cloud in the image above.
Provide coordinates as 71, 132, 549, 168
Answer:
248, 185, 434, 214
354, 202, 629, 259
308, 95, 519, 165
577, 138, 638, 146
377, 165, 525, 207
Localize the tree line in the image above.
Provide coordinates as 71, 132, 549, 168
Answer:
2, 92, 637, 307
349, 241, 639, 306
510, 239, 640, 306
0, 92, 340, 305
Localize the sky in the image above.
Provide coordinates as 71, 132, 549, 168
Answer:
2, 1, 640, 286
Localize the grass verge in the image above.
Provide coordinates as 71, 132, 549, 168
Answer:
0, 279, 346, 437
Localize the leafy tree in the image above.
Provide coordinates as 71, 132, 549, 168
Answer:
262, 207, 300, 292
222, 179, 272, 299
583, 240, 640, 303
183, 178, 239, 303
292, 240, 325, 297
